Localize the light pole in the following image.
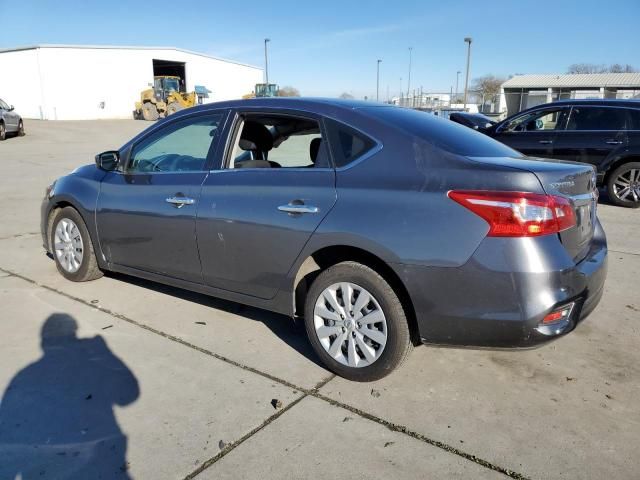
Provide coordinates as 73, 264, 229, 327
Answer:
376, 59, 382, 102
455, 70, 461, 104
463, 37, 472, 110
264, 38, 271, 84
407, 47, 413, 97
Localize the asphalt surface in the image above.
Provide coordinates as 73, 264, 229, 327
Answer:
0, 119, 638, 479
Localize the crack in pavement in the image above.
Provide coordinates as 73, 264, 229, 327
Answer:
0, 266, 530, 480
609, 249, 640, 257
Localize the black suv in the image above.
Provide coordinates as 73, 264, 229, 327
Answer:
486, 100, 640, 207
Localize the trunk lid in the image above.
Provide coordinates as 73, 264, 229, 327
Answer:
469, 156, 598, 262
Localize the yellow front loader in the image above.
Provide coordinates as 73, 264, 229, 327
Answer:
134, 76, 196, 121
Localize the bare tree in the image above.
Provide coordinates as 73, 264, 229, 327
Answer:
339, 92, 354, 99
567, 63, 636, 74
277, 86, 300, 97
471, 75, 505, 108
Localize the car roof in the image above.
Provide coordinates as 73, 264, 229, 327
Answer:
530, 99, 640, 108
179, 97, 393, 114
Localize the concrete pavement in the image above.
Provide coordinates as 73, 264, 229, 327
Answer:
0, 120, 638, 479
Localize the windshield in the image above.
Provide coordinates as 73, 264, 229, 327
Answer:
163, 78, 180, 92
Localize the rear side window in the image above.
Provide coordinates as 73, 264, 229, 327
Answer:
624, 109, 640, 130
325, 119, 377, 168
363, 106, 521, 157
566, 107, 628, 130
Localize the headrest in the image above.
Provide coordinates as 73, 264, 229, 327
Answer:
240, 121, 273, 151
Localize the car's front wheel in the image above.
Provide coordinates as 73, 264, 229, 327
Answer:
50, 207, 103, 282
304, 261, 412, 381
607, 162, 640, 208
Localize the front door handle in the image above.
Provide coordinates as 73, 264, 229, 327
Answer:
166, 196, 195, 208
278, 203, 319, 214
538, 140, 553, 144
605, 140, 623, 145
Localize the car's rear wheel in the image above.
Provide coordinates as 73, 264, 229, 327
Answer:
50, 207, 103, 282
304, 261, 412, 381
0, 122, 5, 141
607, 162, 640, 208
18, 120, 25, 136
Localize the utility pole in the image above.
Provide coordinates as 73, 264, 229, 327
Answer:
406, 47, 413, 97
376, 59, 382, 102
455, 70, 461, 104
463, 37, 472, 110
264, 38, 271, 84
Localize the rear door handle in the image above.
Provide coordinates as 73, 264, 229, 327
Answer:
166, 196, 195, 208
605, 140, 623, 145
538, 140, 553, 144
278, 203, 319, 214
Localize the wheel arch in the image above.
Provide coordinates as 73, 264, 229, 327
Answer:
292, 245, 420, 345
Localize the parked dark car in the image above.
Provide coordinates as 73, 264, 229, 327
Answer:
449, 111, 496, 131
0, 98, 25, 140
486, 100, 640, 207
41, 98, 607, 381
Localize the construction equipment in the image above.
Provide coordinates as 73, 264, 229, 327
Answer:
242, 83, 279, 99
134, 76, 197, 121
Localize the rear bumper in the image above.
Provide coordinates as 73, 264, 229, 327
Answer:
398, 218, 608, 348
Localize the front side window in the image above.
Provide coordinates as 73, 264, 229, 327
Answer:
566, 107, 628, 131
228, 114, 330, 169
503, 108, 566, 132
128, 113, 224, 173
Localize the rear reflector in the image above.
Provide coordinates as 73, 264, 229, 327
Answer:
542, 303, 575, 324
448, 190, 576, 237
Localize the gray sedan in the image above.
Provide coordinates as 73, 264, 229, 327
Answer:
40, 98, 607, 381
0, 98, 24, 140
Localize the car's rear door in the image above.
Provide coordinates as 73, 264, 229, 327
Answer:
96, 111, 227, 282
196, 109, 337, 299
491, 106, 569, 158
550, 105, 629, 171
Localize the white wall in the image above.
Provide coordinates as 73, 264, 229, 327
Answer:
0, 49, 44, 119
0, 47, 263, 120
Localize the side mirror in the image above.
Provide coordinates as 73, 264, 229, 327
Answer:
9, 105, 14, 111
95, 151, 119, 171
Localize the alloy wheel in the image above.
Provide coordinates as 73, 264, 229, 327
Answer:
612, 168, 640, 203
313, 282, 388, 368
54, 218, 84, 273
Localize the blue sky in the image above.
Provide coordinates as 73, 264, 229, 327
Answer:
1, 0, 638, 98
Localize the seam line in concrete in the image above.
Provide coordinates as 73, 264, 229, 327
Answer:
183, 375, 334, 480
609, 249, 640, 257
0, 232, 40, 241
0, 266, 529, 480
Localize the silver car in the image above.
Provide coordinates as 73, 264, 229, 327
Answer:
0, 98, 25, 140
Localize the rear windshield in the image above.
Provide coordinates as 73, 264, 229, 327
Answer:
363, 107, 521, 157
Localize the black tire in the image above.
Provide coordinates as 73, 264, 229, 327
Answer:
0, 122, 5, 141
607, 162, 640, 208
49, 207, 103, 282
17, 120, 25, 136
304, 261, 413, 381
142, 102, 159, 121
166, 102, 182, 115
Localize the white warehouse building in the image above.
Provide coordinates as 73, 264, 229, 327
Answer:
0, 44, 264, 120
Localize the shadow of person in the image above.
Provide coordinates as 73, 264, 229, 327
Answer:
0, 314, 139, 479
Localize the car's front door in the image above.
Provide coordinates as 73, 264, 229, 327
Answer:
491, 107, 569, 158
196, 110, 337, 299
550, 106, 629, 171
97, 111, 227, 282
0, 99, 16, 131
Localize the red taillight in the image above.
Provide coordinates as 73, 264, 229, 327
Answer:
448, 190, 576, 237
